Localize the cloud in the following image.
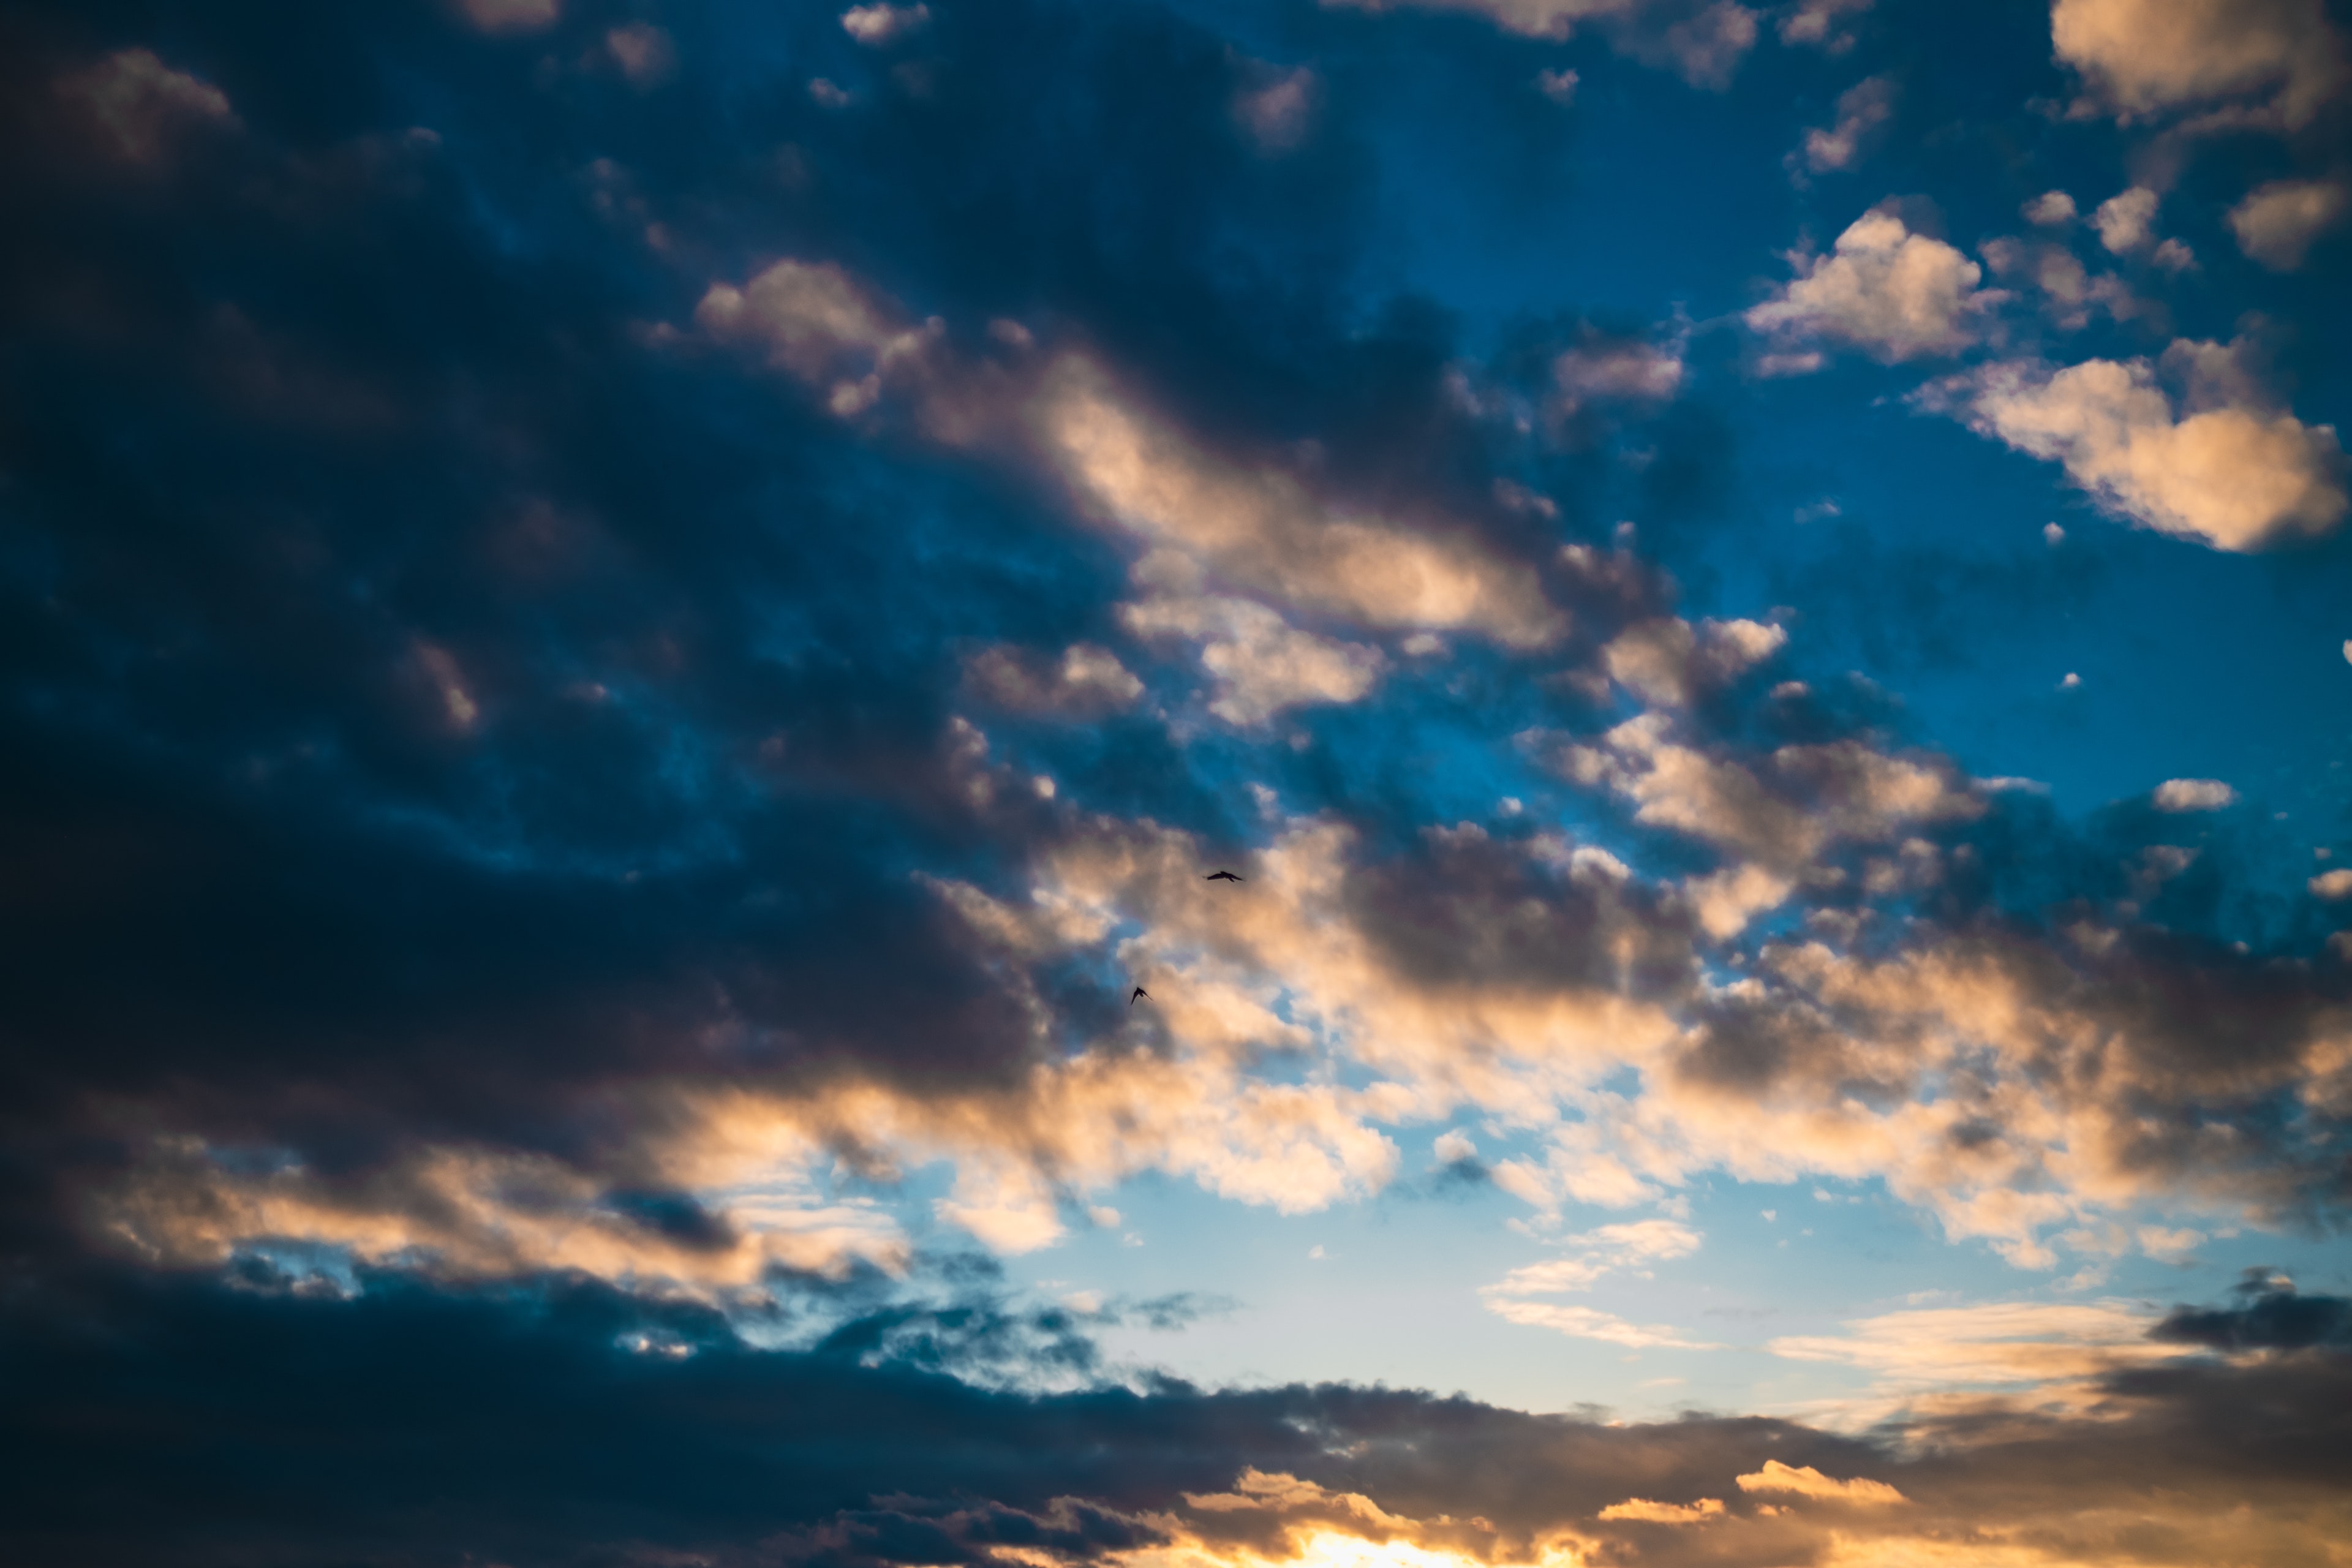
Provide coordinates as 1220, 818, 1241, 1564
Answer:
1746, 208, 2002, 363
1235, 65, 1319, 153
1322, 0, 1762, 89
1596, 1495, 1725, 1521
1798, 75, 1894, 174
2228, 178, 2350, 270
1484, 1219, 1705, 1295
2091, 186, 2157, 252
1033, 358, 1565, 650
2152, 777, 2237, 812
1483, 1299, 1725, 1348
966, 643, 1148, 719
6, 1261, 2352, 1566
2309, 868, 2352, 900
2152, 1270, 2352, 1351
456, 0, 561, 32
1779, 0, 1873, 51
1767, 1300, 2198, 1419
842, 2, 932, 45
1735, 1459, 1905, 1504
1119, 575, 1387, 725
606, 23, 677, 88
55, 48, 239, 167
2022, 190, 2078, 227
1539, 715, 1983, 869
1599, 616, 1786, 707
1551, 339, 1686, 415
2051, 0, 2348, 127
1934, 341, 2349, 551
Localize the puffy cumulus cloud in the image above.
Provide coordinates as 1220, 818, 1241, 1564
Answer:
1537, 714, 1983, 870
842, 1, 932, 46
55, 48, 239, 167
1975, 235, 2136, 334
1717, 930, 2352, 1260
1035, 358, 1565, 649
1746, 209, 2002, 364
966, 642, 1148, 719
2228, 177, 2351, 270
1735, 1460, 1904, 1504
2312, 868, 2352, 900
1599, 616, 1787, 707
1323, 0, 1761, 89
1935, 339, 2349, 551
2152, 777, 2237, 811
2022, 190, 2078, 226
2051, 0, 2348, 127
1798, 75, 1894, 175
1120, 571, 1387, 726
2090, 186, 2157, 253
696, 258, 960, 422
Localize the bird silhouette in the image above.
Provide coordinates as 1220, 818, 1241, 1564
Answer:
1204, 870, 1243, 882
1130, 986, 1150, 1005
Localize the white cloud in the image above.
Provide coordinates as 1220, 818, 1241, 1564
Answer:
841, 2, 931, 45
1599, 616, 1785, 707
1120, 571, 1385, 726
1799, 75, 1893, 174
1936, 342, 2348, 551
1434, 1129, 1479, 1163
57, 48, 238, 166
2022, 190, 2078, 226
1536, 67, 1581, 103
2153, 777, 2237, 812
2092, 186, 2158, 252
1735, 1460, 1905, 1505
1485, 1299, 1724, 1348
1483, 1219, 1705, 1296
2309, 868, 2352, 900
1746, 209, 2001, 363
2051, 0, 2348, 127
2228, 178, 2350, 270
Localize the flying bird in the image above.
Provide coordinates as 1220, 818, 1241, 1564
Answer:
1130, 986, 1150, 1005
1204, 870, 1243, 882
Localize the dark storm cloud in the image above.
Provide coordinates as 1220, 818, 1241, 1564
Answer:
2152, 1268, 2352, 1352
0, 0, 1540, 1256
4, 1260, 2349, 1568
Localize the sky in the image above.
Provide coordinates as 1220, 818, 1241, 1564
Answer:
2, 0, 2351, 1564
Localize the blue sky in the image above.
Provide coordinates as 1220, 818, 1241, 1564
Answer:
3, 1, 2351, 1564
